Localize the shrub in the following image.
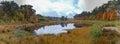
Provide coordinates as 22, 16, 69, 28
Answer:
89, 24, 102, 40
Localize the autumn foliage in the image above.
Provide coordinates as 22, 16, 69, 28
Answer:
102, 8, 118, 21
103, 11, 109, 21
74, 0, 119, 21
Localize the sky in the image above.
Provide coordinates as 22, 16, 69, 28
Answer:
0, 0, 110, 18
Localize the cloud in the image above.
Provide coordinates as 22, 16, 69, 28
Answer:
0, 0, 24, 5
0, 0, 110, 18
84, 0, 110, 11
21, 0, 84, 18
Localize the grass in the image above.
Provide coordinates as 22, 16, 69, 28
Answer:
0, 20, 120, 44
11, 30, 33, 38
0, 27, 92, 44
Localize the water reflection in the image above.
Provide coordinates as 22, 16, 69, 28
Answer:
60, 23, 67, 27
34, 23, 75, 35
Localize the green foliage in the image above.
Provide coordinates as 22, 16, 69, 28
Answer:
89, 24, 102, 40
61, 16, 67, 21
39, 18, 46, 22
89, 22, 116, 42
0, 1, 40, 24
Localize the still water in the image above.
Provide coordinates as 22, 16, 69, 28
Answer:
34, 23, 76, 35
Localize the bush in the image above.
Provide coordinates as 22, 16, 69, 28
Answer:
89, 24, 102, 40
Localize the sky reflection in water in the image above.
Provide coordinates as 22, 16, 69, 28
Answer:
34, 23, 75, 35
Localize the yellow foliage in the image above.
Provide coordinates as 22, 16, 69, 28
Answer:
109, 9, 118, 21
103, 11, 109, 20
102, 8, 118, 21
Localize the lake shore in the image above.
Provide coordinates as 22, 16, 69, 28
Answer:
0, 21, 57, 32
0, 20, 81, 31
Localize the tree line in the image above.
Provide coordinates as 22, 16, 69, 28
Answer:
74, 0, 120, 21
0, 1, 40, 23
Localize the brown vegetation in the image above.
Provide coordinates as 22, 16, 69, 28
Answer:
102, 8, 118, 21
0, 27, 91, 44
